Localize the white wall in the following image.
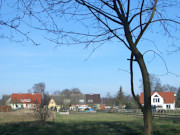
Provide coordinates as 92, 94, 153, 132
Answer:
151, 92, 164, 107
163, 103, 175, 110
11, 103, 24, 109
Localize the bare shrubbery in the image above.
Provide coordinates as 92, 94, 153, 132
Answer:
34, 107, 50, 123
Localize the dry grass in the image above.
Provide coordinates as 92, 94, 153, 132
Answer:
0, 109, 54, 123
0, 110, 36, 123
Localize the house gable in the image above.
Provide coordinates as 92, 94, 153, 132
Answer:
48, 98, 57, 109
151, 92, 164, 105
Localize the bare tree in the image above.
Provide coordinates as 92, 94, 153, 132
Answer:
71, 88, 82, 94
32, 82, 46, 105
104, 92, 115, 107
60, 89, 71, 99
140, 74, 178, 92
2, 0, 180, 134
53, 90, 61, 95
27, 89, 32, 94
32, 82, 45, 94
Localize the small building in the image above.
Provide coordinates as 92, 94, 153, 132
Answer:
11, 93, 41, 109
85, 94, 101, 109
48, 98, 58, 110
85, 94, 101, 104
70, 94, 86, 105
48, 95, 63, 110
140, 92, 175, 110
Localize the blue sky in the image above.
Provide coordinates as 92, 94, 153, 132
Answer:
0, 1, 180, 99
0, 38, 131, 98
0, 33, 180, 99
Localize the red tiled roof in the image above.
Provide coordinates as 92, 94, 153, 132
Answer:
140, 92, 175, 104
11, 93, 41, 104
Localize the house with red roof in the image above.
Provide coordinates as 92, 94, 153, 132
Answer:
140, 92, 175, 110
11, 93, 41, 109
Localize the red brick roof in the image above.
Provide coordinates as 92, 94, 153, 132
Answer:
140, 92, 175, 104
11, 93, 41, 104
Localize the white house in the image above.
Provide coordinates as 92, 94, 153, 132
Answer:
140, 92, 175, 110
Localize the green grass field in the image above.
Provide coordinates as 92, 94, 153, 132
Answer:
0, 111, 180, 135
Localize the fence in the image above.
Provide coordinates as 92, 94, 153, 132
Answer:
99, 109, 180, 121
0, 106, 11, 112
118, 110, 180, 121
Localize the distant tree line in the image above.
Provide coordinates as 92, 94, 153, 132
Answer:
103, 86, 140, 109
27, 82, 82, 106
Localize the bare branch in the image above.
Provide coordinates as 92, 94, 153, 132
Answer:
140, 0, 145, 31
135, 0, 157, 46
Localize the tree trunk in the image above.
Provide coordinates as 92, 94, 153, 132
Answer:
130, 53, 143, 111
124, 23, 152, 134
135, 53, 152, 135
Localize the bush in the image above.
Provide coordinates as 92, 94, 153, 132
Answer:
34, 107, 50, 123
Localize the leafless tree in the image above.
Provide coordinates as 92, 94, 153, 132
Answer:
32, 82, 45, 94
2, 0, 180, 134
53, 90, 61, 95
140, 74, 178, 92
32, 82, 46, 105
71, 88, 82, 94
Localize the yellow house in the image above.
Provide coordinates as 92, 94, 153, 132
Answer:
48, 98, 57, 109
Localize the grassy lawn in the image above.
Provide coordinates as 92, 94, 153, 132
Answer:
0, 111, 180, 135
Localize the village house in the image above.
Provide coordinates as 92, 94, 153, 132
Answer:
140, 92, 175, 110
48, 95, 63, 110
11, 93, 41, 109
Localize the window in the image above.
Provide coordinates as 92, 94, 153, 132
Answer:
24, 99, 31, 102
79, 99, 84, 103
88, 99, 93, 103
158, 98, 160, 102
21, 99, 24, 102
28, 104, 31, 109
51, 102, 54, 104
166, 105, 171, 109
26, 99, 31, 102
153, 98, 160, 103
